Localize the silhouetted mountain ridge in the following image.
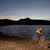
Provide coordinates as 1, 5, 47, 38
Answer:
0, 18, 50, 25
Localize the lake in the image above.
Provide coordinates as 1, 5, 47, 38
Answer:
0, 25, 50, 39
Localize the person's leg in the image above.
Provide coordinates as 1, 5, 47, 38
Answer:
38, 33, 40, 38
36, 33, 38, 38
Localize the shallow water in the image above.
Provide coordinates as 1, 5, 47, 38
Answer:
0, 25, 50, 39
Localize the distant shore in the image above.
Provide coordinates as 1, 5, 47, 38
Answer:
0, 32, 50, 50
0, 18, 50, 26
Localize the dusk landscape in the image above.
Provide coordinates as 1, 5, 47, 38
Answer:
0, 0, 50, 21
0, 0, 50, 50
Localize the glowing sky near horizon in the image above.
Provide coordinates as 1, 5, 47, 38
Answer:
0, 0, 50, 20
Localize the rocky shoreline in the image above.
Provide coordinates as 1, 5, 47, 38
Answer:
0, 32, 50, 50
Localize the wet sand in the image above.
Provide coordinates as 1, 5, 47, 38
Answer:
0, 33, 50, 50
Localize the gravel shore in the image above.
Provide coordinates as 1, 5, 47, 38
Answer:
0, 33, 50, 50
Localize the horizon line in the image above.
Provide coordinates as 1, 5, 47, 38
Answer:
0, 17, 50, 21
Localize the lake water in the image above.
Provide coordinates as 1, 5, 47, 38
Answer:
0, 25, 50, 39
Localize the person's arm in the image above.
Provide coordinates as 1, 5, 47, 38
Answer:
38, 30, 41, 34
40, 30, 42, 33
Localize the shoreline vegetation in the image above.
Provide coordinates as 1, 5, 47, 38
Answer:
0, 18, 50, 26
0, 32, 50, 50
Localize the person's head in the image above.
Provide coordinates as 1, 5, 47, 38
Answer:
40, 28, 42, 30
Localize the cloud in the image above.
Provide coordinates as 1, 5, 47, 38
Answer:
0, 15, 17, 20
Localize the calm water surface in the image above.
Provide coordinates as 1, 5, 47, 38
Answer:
0, 25, 50, 39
